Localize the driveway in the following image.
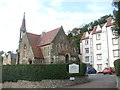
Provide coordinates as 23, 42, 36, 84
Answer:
65, 74, 117, 88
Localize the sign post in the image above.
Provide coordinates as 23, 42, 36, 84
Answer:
69, 63, 79, 81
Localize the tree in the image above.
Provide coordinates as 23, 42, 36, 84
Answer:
71, 28, 80, 36
0, 51, 4, 65
112, 0, 120, 35
67, 32, 73, 39
0, 56, 3, 65
98, 14, 113, 24
0, 51, 4, 56
112, 0, 120, 61
7, 51, 12, 54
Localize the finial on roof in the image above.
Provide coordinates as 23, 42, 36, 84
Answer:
61, 25, 63, 28
23, 12, 25, 19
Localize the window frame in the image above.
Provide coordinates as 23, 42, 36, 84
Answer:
85, 56, 89, 62
97, 54, 102, 60
96, 43, 101, 50
112, 38, 118, 45
112, 30, 118, 36
113, 49, 119, 58
85, 48, 89, 53
85, 39, 89, 45
96, 33, 101, 40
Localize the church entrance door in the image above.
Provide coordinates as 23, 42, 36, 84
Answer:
65, 54, 69, 63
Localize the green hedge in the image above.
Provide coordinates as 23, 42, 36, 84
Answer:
0, 56, 2, 83
114, 59, 120, 76
0, 56, 3, 64
2, 63, 87, 82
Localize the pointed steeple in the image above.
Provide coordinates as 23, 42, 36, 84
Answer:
20, 12, 26, 32
19, 12, 27, 44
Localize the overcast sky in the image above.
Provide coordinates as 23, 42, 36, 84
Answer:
0, 0, 114, 52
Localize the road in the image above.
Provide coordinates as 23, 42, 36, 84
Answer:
65, 74, 117, 88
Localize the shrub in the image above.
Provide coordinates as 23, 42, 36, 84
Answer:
0, 56, 3, 65
79, 63, 87, 76
0, 66, 1, 83
114, 59, 120, 76
2, 63, 87, 82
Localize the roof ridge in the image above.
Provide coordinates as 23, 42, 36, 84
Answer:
38, 27, 61, 46
26, 32, 40, 36
40, 27, 61, 35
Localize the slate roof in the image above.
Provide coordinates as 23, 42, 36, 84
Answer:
26, 27, 61, 59
38, 27, 61, 46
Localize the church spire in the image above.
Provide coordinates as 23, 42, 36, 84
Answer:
20, 12, 26, 32
19, 12, 27, 44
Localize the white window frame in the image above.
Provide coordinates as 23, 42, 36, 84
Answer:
97, 54, 102, 60
113, 49, 119, 57
90, 39, 92, 45
85, 39, 89, 45
90, 47, 92, 54
112, 38, 118, 45
90, 56, 93, 64
85, 56, 89, 62
85, 48, 89, 53
96, 34, 101, 40
96, 43, 101, 50
112, 30, 118, 36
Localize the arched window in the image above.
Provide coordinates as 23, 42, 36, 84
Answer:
28, 58, 32, 64
23, 44, 27, 58
24, 44, 27, 49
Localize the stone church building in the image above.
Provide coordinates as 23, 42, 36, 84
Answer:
17, 13, 78, 64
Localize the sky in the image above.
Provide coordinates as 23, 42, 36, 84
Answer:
0, 0, 114, 53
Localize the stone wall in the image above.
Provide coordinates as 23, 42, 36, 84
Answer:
19, 33, 34, 64
2, 76, 88, 88
117, 76, 120, 90
51, 28, 78, 63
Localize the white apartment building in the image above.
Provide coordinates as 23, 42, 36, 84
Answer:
80, 17, 120, 72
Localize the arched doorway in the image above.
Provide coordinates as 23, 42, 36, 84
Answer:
28, 58, 32, 64
65, 54, 69, 63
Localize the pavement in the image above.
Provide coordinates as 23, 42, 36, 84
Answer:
65, 74, 117, 88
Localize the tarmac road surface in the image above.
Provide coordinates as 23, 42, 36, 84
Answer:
65, 74, 117, 88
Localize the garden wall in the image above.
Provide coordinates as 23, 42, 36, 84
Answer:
2, 76, 89, 88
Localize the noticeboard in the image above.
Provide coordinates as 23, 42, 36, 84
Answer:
69, 63, 79, 73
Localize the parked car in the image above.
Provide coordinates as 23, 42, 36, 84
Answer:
86, 66, 97, 74
102, 67, 115, 75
